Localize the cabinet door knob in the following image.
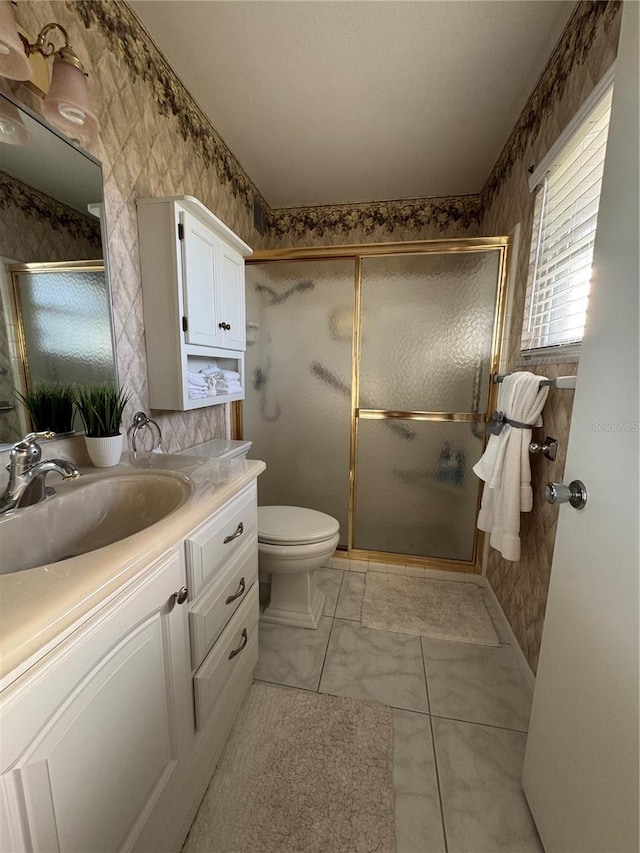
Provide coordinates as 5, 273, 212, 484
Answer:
228, 628, 248, 659
223, 521, 244, 544
225, 577, 246, 605
174, 586, 189, 605
218, 322, 231, 331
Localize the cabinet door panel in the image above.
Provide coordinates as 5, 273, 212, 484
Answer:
219, 244, 246, 351
180, 210, 223, 348
5, 551, 191, 853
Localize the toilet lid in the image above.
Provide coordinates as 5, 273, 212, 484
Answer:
258, 506, 340, 546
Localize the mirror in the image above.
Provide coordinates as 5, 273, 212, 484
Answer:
0, 92, 117, 446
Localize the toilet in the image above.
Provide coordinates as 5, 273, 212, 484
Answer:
258, 506, 340, 629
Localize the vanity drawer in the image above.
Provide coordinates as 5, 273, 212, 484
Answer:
185, 481, 257, 597
189, 541, 257, 670
193, 585, 258, 731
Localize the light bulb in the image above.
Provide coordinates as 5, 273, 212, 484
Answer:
58, 103, 86, 125
0, 98, 30, 144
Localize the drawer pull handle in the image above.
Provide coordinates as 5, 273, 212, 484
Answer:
228, 628, 248, 660
226, 576, 246, 605
223, 522, 244, 544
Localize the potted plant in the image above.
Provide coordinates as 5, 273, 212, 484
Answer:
15, 382, 75, 435
75, 383, 131, 467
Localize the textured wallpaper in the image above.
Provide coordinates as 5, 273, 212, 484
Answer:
0, 170, 102, 263
11, 0, 269, 452
481, 1, 622, 671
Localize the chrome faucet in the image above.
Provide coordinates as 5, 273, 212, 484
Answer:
0, 431, 80, 514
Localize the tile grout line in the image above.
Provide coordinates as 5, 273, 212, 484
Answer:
429, 711, 529, 735
316, 577, 341, 691
421, 639, 449, 853
333, 567, 347, 620
253, 677, 319, 696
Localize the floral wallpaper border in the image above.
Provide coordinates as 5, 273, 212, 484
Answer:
482, 0, 621, 207
0, 170, 102, 246
268, 195, 483, 239
68, 0, 267, 214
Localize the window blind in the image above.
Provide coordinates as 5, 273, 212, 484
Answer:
521, 89, 613, 352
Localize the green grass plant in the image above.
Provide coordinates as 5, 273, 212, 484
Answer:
75, 384, 131, 437
15, 382, 75, 434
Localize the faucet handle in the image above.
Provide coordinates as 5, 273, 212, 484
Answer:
9, 431, 55, 473
14, 431, 55, 451
20, 430, 56, 446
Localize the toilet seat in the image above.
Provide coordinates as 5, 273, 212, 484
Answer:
258, 506, 340, 546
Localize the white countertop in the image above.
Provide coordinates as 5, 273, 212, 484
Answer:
0, 453, 265, 691
179, 439, 252, 459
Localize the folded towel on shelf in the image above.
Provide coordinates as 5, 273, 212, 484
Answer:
472, 372, 549, 562
187, 372, 208, 387
200, 364, 221, 376
215, 377, 242, 386
188, 381, 216, 398
216, 382, 242, 394
217, 369, 240, 381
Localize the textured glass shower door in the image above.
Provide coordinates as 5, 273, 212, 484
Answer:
353, 250, 503, 562
11, 263, 115, 387
244, 259, 354, 546
244, 241, 508, 566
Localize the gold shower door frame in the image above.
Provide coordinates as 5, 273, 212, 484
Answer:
8, 259, 106, 393
243, 237, 510, 573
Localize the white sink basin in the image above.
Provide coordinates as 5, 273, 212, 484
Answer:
0, 470, 194, 574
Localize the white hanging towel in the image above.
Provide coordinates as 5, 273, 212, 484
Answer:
473, 372, 550, 562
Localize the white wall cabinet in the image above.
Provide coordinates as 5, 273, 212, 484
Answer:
137, 196, 252, 411
0, 480, 260, 853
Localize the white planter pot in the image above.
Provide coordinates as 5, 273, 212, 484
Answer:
85, 434, 124, 468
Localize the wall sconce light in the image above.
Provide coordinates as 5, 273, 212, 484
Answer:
0, 0, 32, 79
0, 1, 99, 139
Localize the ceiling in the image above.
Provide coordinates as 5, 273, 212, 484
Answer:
130, 0, 575, 209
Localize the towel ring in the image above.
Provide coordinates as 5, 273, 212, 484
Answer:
128, 411, 163, 454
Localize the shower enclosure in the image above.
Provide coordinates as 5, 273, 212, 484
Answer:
243, 239, 509, 570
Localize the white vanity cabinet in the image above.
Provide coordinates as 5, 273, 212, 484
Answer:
0, 548, 192, 853
137, 196, 252, 411
0, 474, 261, 853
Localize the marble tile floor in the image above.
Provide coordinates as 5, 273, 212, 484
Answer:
254, 566, 542, 853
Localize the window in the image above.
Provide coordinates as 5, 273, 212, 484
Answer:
521, 85, 613, 354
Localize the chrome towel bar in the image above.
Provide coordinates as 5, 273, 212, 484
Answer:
492, 373, 577, 390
